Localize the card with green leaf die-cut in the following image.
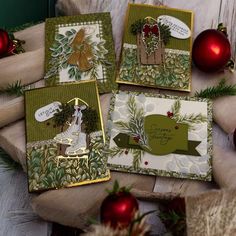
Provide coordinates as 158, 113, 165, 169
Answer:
44, 13, 117, 93
105, 91, 212, 181
117, 3, 193, 91
25, 81, 110, 192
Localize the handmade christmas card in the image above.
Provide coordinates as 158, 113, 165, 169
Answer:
25, 81, 110, 192
44, 13, 117, 93
117, 4, 193, 91
106, 91, 212, 181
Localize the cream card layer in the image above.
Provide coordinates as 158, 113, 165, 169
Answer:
106, 91, 212, 181
44, 13, 117, 93
25, 81, 110, 192
117, 4, 193, 91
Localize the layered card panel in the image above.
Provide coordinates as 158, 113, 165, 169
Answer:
106, 91, 212, 181
44, 13, 117, 93
25, 81, 110, 192
117, 4, 193, 91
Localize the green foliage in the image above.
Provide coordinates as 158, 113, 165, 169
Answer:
82, 107, 98, 133
27, 134, 108, 192
0, 148, 21, 171
106, 180, 132, 195
115, 95, 148, 148
159, 210, 186, 236
107, 95, 148, 169
45, 29, 110, 81
119, 47, 190, 89
158, 23, 171, 45
171, 100, 207, 130
130, 19, 146, 35
0, 81, 25, 97
52, 103, 74, 127
132, 149, 143, 170
195, 78, 236, 99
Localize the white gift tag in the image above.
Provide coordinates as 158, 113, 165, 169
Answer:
157, 15, 191, 39
35, 102, 61, 122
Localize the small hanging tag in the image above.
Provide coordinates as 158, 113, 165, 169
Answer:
35, 101, 61, 122
157, 15, 191, 39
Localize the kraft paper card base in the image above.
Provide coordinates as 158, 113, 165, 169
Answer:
106, 91, 212, 181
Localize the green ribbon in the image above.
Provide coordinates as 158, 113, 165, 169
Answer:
113, 133, 201, 156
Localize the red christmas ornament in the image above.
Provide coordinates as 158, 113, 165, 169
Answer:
0, 29, 10, 56
101, 181, 139, 229
192, 28, 231, 72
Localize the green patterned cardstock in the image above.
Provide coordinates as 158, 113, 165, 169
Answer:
44, 13, 117, 93
105, 91, 212, 181
25, 81, 110, 192
117, 4, 193, 91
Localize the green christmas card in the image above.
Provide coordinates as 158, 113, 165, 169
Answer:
25, 81, 110, 192
44, 13, 117, 93
105, 91, 212, 181
117, 3, 193, 91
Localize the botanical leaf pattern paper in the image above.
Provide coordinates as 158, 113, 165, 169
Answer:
105, 91, 212, 181
25, 81, 110, 192
44, 13, 117, 93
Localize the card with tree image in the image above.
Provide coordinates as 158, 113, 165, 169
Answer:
105, 91, 212, 181
44, 13, 117, 93
117, 3, 193, 91
25, 81, 110, 192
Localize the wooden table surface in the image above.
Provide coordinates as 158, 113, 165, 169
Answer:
1, 0, 236, 235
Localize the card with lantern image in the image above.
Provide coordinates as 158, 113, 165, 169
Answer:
117, 3, 193, 91
44, 13, 117, 93
24, 81, 110, 192
105, 91, 212, 181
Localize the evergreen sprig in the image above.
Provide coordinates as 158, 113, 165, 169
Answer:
0, 148, 21, 171
195, 78, 236, 99
0, 81, 25, 97
53, 103, 74, 127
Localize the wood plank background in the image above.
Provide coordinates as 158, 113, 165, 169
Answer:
0, 0, 236, 235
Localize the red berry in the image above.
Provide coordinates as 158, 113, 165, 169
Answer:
101, 191, 139, 229
167, 111, 173, 118
144, 161, 148, 165
133, 135, 140, 143
125, 150, 129, 155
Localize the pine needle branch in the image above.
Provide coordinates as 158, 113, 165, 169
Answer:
0, 148, 21, 171
195, 78, 236, 99
0, 81, 25, 97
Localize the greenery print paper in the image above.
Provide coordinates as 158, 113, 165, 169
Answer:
25, 81, 110, 192
44, 13, 117, 93
106, 91, 212, 181
118, 4, 193, 91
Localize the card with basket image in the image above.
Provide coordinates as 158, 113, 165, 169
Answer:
25, 81, 110, 192
44, 13, 117, 93
117, 3, 193, 91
